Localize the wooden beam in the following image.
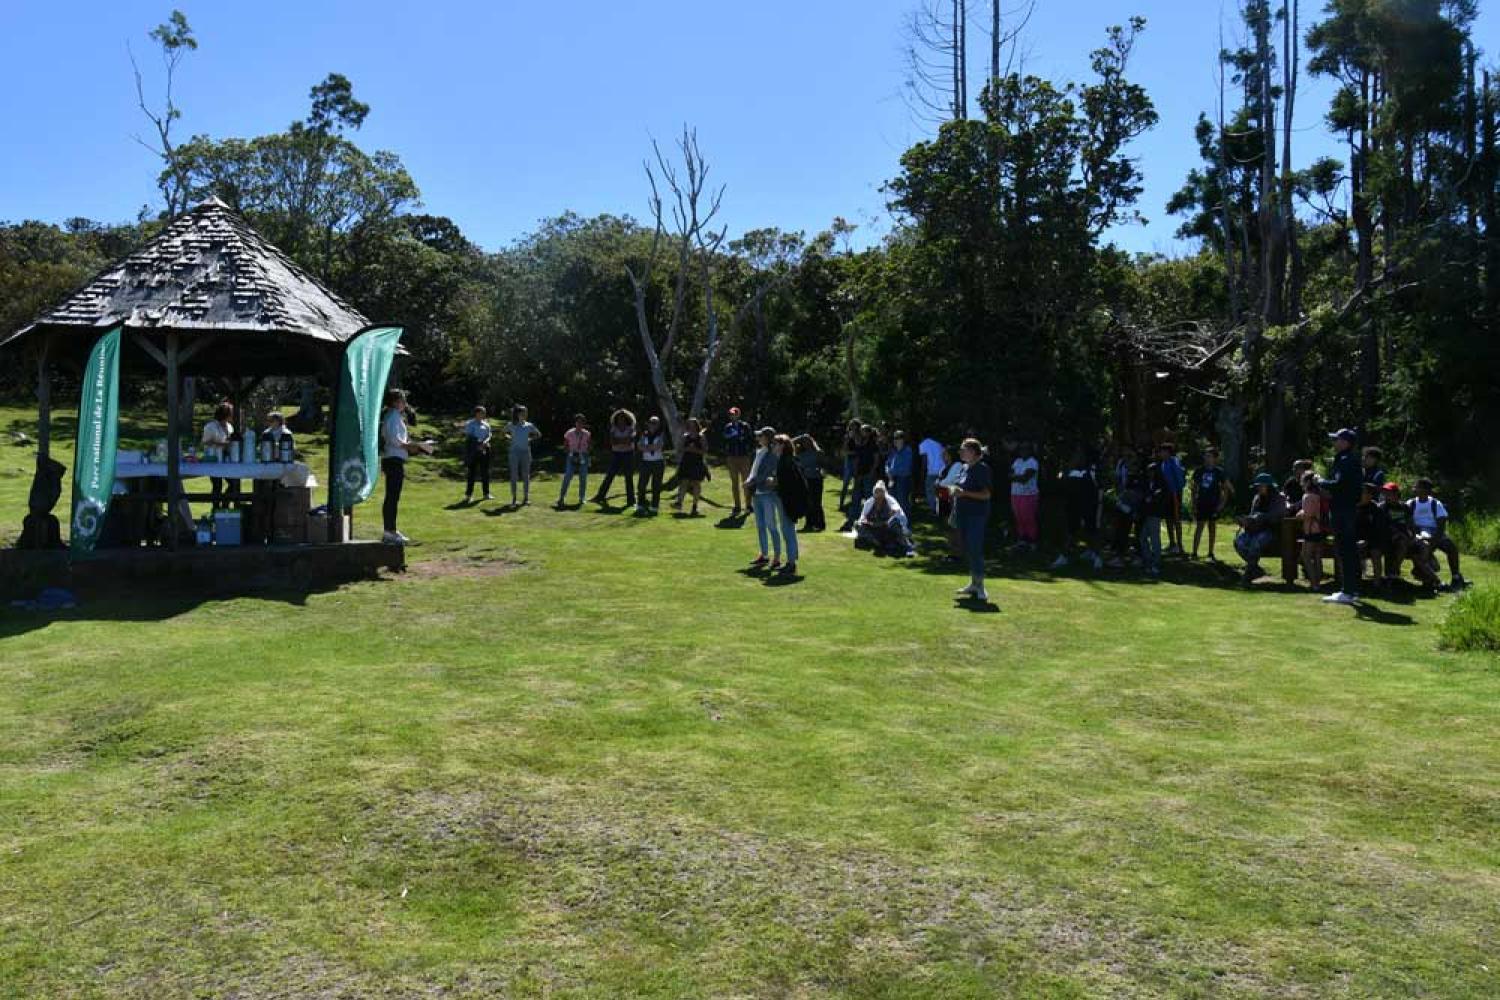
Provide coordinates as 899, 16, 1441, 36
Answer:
165, 332, 183, 551
325, 355, 342, 543
36, 333, 52, 461
177, 336, 212, 367
131, 332, 168, 370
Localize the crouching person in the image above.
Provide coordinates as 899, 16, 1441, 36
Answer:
854, 481, 916, 557
1234, 473, 1288, 583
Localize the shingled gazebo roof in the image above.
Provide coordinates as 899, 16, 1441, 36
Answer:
1, 198, 373, 376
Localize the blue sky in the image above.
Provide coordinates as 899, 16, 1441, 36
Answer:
2, 1, 1496, 255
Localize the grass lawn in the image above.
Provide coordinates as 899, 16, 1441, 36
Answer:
1, 403, 1497, 998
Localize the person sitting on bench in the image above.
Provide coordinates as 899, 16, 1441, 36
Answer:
1407, 478, 1469, 591
1234, 473, 1288, 583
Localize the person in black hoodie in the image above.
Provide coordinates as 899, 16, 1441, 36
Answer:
773, 433, 808, 576
1319, 427, 1364, 605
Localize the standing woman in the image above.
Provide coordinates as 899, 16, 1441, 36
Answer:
773, 434, 807, 575
636, 415, 668, 514
380, 388, 433, 545
745, 427, 781, 569
838, 419, 862, 510
201, 401, 236, 510
503, 405, 541, 506
951, 437, 993, 602
673, 417, 709, 516
793, 434, 826, 531
557, 413, 592, 508
1009, 440, 1041, 552
593, 409, 638, 507
460, 405, 493, 502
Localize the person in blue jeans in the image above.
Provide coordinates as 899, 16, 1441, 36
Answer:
556, 414, 591, 508
1139, 444, 1172, 577
950, 437, 993, 603
746, 427, 791, 571
885, 430, 915, 509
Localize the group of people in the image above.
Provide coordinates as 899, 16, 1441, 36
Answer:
377, 393, 1472, 607
1229, 433, 1469, 603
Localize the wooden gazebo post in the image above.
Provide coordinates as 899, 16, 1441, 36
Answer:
35, 332, 51, 461
164, 332, 184, 550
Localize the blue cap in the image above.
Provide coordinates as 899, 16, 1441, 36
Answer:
1328, 428, 1358, 442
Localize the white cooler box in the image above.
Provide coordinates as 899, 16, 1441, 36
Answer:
213, 511, 243, 546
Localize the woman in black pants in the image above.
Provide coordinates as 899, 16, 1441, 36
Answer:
636, 415, 668, 513
593, 409, 637, 507
379, 388, 432, 544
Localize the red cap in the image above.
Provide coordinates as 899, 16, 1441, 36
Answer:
1381, 482, 1400, 493
729, 406, 741, 416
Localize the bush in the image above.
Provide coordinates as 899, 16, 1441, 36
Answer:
1451, 512, 1500, 562
1438, 586, 1500, 653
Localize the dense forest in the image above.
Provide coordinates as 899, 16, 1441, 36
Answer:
4, 2, 1498, 499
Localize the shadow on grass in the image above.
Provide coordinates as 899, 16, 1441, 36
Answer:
715, 512, 750, 530
1, 576, 388, 639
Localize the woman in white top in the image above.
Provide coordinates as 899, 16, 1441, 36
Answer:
635, 415, 668, 514
1009, 440, 1041, 550
380, 388, 432, 544
201, 401, 236, 510
504, 405, 541, 506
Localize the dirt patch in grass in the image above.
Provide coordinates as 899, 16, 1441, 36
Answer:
395, 555, 522, 582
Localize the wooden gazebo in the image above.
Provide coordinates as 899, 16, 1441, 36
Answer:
1, 199, 402, 587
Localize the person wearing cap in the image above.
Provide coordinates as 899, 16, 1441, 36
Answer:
1408, 478, 1468, 590
1234, 473, 1288, 583
722, 406, 756, 514
1318, 428, 1364, 605
1375, 482, 1429, 586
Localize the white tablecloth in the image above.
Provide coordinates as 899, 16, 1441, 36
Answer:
114, 462, 318, 488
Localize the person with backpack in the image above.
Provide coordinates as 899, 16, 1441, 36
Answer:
1408, 478, 1469, 591
1318, 428, 1365, 605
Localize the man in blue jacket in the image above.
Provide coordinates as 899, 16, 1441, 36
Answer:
1319, 427, 1364, 605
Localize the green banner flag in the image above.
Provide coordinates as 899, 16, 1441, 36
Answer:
330, 326, 403, 508
70, 326, 122, 555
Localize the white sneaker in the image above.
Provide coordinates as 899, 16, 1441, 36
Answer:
956, 584, 977, 596
382, 530, 404, 546
974, 589, 989, 602
1050, 555, 1070, 569
1321, 592, 1357, 605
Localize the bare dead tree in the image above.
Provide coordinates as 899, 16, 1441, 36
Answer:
128, 10, 197, 218
625, 128, 771, 448
902, 0, 967, 125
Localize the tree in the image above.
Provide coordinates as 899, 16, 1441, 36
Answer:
130, 10, 198, 218
624, 128, 773, 447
